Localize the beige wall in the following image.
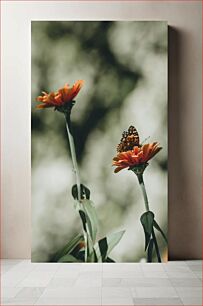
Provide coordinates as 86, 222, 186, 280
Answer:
1, 1, 202, 259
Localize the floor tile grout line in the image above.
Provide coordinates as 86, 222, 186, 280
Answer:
101, 263, 103, 305
2, 260, 27, 279
33, 262, 61, 305
166, 272, 202, 306
166, 276, 184, 305
3, 260, 38, 291
164, 267, 202, 304
179, 294, 202, 306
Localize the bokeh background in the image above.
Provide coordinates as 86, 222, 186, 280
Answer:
31, 21, 167, 262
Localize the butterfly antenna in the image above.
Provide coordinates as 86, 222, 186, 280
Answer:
141, 136, 150, 145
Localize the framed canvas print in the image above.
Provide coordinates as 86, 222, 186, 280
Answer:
31, 21, 168, 263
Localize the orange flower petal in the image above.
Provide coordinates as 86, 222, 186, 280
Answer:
36, 96, 44, 102
114, 166, 127, 173
36, 104, 53, 109
65, 80, 84, 102
142, 144, 149, 160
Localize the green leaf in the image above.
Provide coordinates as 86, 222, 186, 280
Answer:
79, 210, 87, 232
106, 230, 125, 255
58, 254, 81, 263
72, 184, 90, 200
82, 185, 90, 199
95, 230, 125, 262
74, 250, 85, 262
82, 199, 99, 244
153, 220, 168, 244
72, 184, 79, 200
78, 202, 99, 261
147, 238, 154, 262
52, 234, 83, 262
140, 211, 155, 250
152, 228, 162, 262
105, 257, 115, 263
73, 199, 81, 211
87, 248, 98, 263
98, 237, 108, 262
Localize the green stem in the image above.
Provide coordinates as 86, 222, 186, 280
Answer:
65, 113, 89, 262
137, 174, 149, 212
84, 232, 88, 262
137, 173, 161, 262
64, 113, 81, 201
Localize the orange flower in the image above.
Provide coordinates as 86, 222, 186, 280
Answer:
36, 80, 84, 109
113, 142, 162, 173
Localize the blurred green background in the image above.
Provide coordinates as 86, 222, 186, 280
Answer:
31, 21, 168, 262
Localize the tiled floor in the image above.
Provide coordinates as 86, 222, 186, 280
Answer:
1, 260, 202, 305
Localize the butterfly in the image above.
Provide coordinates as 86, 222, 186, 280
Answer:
117, 126, 140, 153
